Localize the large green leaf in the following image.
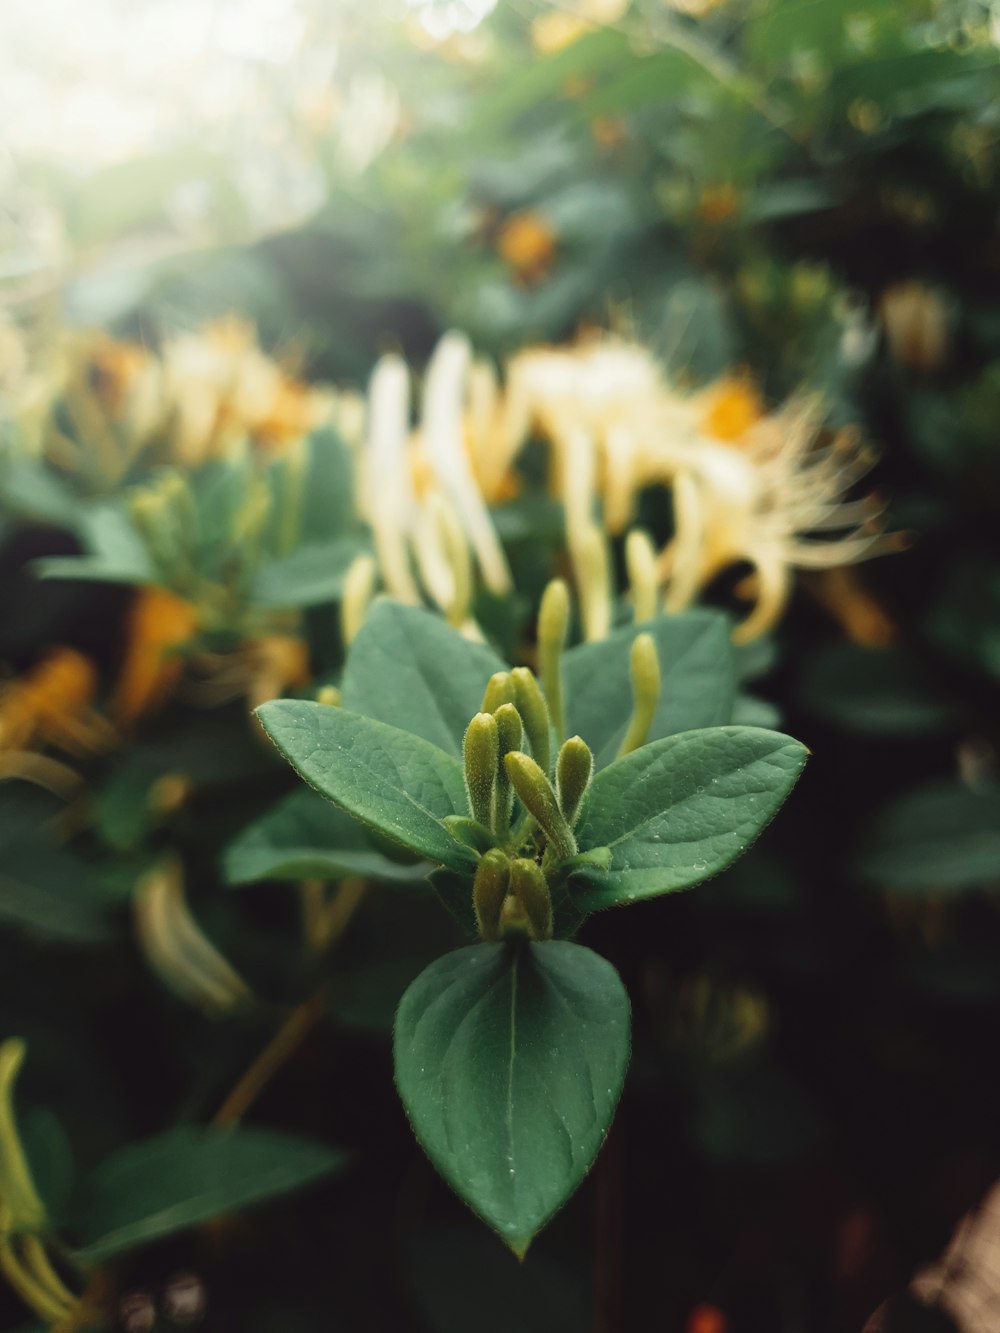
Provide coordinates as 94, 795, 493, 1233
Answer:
71, 1126, 346, 1263
859, 780, 1000, 895
341, 602, 506, 757
224, 787, 430, 885
394, 941, 629, 1256
563, 612, 735, 769
570, 727, 807, 910
256, 701, 473, 871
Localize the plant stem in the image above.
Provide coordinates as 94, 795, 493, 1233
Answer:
212, 989, 327, 1127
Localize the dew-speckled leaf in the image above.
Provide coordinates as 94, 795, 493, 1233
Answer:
256, 701, 473, 871
341, 602, 506, 757
224, 787, 430, 885
563, 612, 735, 768
569, 727, 807, 910
72, 1127, 346, 1263
394, 941, 630, 1255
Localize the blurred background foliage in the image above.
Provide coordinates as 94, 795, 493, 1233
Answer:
2, 0, 1000, 1330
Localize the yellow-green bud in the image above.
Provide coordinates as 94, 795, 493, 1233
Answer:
625, 529, 659, 625
464, 712, 499, 829
556, 735, 593, 828
482, 671, 516, 714
617, 632, 661, 758
538, 579, 570, 743
474, 849, 510, 942
508, 858, 553, 941
511, 667, 551, 776
493, 703, 523, 834
504, 751, 576, 862
317, 685, 341, 707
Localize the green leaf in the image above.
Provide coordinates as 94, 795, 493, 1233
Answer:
256, 701, 474, 871
224, 788, 430, 885
563, 612, 735, 768
251, 537, 364, 609
71, 1126, 346, 1263
859, 780, 1000, 895
33, 503, 157, 585
342, 602, 507, 757
570, 727, 807, 910
394, 941, 629, 1255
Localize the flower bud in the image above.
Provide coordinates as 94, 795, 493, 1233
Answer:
493, 703, 523, 834
556, 736, 593, 828
625, 529, 659, 625
504, 751, 576, 862
474, 849, 510, 942
617, 632, 660, 757
508, 858, 553, 941
482, 670, 515, 714
463, 712, 499, 829
511, 667, 551, 775
538, 578, 570, 743
341, 554, 378, 646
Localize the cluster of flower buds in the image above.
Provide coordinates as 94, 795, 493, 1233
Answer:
458, 578, 662, 943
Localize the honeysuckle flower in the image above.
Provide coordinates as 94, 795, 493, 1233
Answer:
133, 859, 253, 1017
0, 1040, 81, 1329
503, 333, 893, 643
111, 588, 203, 726
12, 323, 333, 495
359, 332, 513, 636
659, 393, 893, 642
0, 646, 116, 755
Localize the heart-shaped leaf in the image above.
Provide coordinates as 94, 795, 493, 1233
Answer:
570, 726, 807, 910
342, 602, 506, 757
394, 941, 630, 1255
224, 788, 430, 885
563, 612, 735, 768
72, 1126, 346, 1263
256, 701, 474, 871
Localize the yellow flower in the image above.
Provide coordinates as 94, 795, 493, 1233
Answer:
0, 647, 114, 755
496, 211, 558, 284
660, 395, 892, 642
111, 588, 202, 726
502, 333, 894, 643
359, 333, 513, 636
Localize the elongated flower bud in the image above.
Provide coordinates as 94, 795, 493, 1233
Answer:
538, 578, 570, 743
556, 735, 593, 828
464, 712, 499, 828
474, 849, 510, 942
617, 632, 660, 758
511, 667, 551, 776
575, 522, 612, 644
493, 703, 523, 834
508, 858, 553, 941
482, 670, 515, 714
504, 751, 576, 862
341, 553, 378, 646
625, 528, 659, 625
